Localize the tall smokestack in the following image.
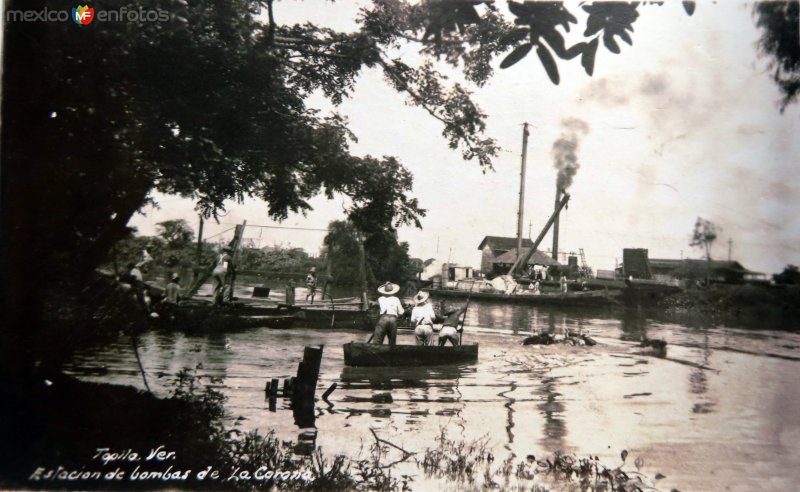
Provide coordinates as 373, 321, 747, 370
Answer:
552, 185, 561, 261
550, 118, 590, 263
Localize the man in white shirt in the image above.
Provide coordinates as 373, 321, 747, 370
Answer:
372, 282, 404, 346
410, 291, 435, 346
305, 267, 317, 303
212, 247, 233, 305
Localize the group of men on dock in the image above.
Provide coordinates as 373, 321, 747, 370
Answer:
372, 282, 466, 347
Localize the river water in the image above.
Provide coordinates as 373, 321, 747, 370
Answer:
65, 283, 800, 491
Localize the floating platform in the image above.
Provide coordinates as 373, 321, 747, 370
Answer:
343, 341, 479, 367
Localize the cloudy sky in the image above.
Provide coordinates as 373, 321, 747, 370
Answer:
131, 1, 800, 275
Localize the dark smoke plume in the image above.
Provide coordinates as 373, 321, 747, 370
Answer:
552, 118, 590, 190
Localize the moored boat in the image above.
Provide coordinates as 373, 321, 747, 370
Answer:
430, 288, 620, 307
342, 341, 478, 367
157, 301, 296, 331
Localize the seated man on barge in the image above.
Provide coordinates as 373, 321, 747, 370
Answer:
438, 303, 467, 346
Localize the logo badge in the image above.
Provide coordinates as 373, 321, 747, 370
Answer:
72, 5, 95, 26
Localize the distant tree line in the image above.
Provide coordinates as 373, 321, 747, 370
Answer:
111, 218, 421, 288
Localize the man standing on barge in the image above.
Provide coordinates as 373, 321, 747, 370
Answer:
372, 282, 404, 346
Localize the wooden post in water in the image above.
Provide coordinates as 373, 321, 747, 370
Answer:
285, 281, 295, 306
293, 346, 323, 402
292, 345, 323, 428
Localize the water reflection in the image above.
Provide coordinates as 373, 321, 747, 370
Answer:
338, 365, 469, 426
620, 308, 648, 341
536, 376, 567, 451
690, 331, 715, 414
63, 298, 800, 492
498, 380, 517, 448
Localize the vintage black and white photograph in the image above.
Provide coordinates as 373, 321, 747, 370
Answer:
2, 1, 799, 490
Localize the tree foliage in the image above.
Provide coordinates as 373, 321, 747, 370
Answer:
1, 0, 698, 372
374, 1, 694, 86
774, 264, 800, 285
2, 0, 698, 286
237, 247, 322, 273
689, 217, 720, 261
157, 220, 195, 249
323, 220, 417, 286
324, 221, 366, 287
755, 1, 800, 112
110, 234, 216, 273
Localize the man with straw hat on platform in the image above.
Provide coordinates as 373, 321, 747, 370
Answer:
410, 290, 435, 346
372, 282, 404, 346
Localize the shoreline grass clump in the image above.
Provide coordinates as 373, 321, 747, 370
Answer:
419, 429, 672, 492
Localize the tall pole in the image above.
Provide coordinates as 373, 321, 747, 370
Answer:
552, 184, 562, 261
227, 221, 246, 303
196, 215, 204, 265
194, 215, 205, 284
728, 238, 732, 261
516, 123, 530, 256
358, 236, 369, 311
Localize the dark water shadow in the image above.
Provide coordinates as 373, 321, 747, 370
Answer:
338, 365, 474, 390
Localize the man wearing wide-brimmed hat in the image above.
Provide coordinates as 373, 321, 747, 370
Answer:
372, 282, 404, 345
410, 291, 435, 346
439, 303, 467, 347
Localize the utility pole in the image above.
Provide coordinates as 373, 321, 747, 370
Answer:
358, 236, 368, 311
194, 215, 205, 285
728, 238, 732, 261
516, 122, 530, 256
196, 215, 205, 265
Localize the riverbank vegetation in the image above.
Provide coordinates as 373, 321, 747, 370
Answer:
1, 367, 674, 491
111, 217, 421, 290
660, 283, 800, 329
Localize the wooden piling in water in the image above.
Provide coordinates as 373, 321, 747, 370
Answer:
322, 382, 337, 402
283, 377, 295, 396
293, 346, 323, 403
270, 378, 279, 397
